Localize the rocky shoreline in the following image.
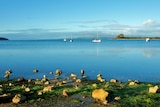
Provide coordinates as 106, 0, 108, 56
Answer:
0, 69, 160, 107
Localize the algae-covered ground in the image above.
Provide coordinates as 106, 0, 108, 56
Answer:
0, 77, 160, 107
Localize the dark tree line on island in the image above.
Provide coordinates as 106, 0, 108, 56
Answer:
0, 37, 9, 40
114, 34, 160, 40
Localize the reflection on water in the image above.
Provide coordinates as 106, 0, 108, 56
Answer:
0, 40, 160, 82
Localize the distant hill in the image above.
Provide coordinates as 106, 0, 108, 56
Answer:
0, 37, 9, 40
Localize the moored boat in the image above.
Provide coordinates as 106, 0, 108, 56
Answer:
92, 33, 101, 43
146, 38, 150, 42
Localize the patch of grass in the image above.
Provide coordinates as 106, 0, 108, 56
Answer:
120, 95, 156, 107
32, 85, 43, 91
70, 98, 81, 103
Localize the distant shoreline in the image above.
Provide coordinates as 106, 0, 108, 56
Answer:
114, 37, 160, 40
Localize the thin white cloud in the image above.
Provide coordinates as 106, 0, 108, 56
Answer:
0, 28, 68, 34
82, 19, 117, 24
102, 24, 133, 30
65, 19, 117, 24
143, 19, 156, 25
135, 19, 160, 36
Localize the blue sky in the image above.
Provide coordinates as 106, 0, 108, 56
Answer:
0, 0, 160, 40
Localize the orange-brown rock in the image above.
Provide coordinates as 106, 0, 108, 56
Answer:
43, 86, 53, 92
12, 94, 26, 104
92, 88, 109, 105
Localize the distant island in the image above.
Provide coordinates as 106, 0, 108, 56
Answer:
0, 37, 9, 40
114, 34, 160, 40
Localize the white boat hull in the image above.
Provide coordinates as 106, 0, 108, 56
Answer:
146, 38, 150, 42
92, 39, 101, 43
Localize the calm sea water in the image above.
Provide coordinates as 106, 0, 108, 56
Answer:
0, 40, 160, 82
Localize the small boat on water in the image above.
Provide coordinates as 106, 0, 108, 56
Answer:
69, 34, 73, 42
63, 37, 67, 42
146, 38, 150, 42
92, 39, 101, 43
69, 39, 73, 42
92, 33, 101, 43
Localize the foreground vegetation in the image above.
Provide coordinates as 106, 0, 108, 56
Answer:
0, 76, 160, 107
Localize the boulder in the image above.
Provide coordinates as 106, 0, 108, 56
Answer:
25, 87, 30, 92
63, 89, 69, 97
70, 74, 77, 80
12, 94, 26, 104
55, 69, 62, 76
33, 69, 39, 73
129, 82, 135, 86
134, 80, 140, 84
38, 91, 43, 96
43, 86, 53, 92
17, 77, 25, 82
76, 79, 81, 83
92, 88, 109, 105
97, 74, 105, 82
99, 78, 105, 82
110, 79, 117, 83
5, 69, 12, 74
44, 81, 50, 85
149, 85, 159, 93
